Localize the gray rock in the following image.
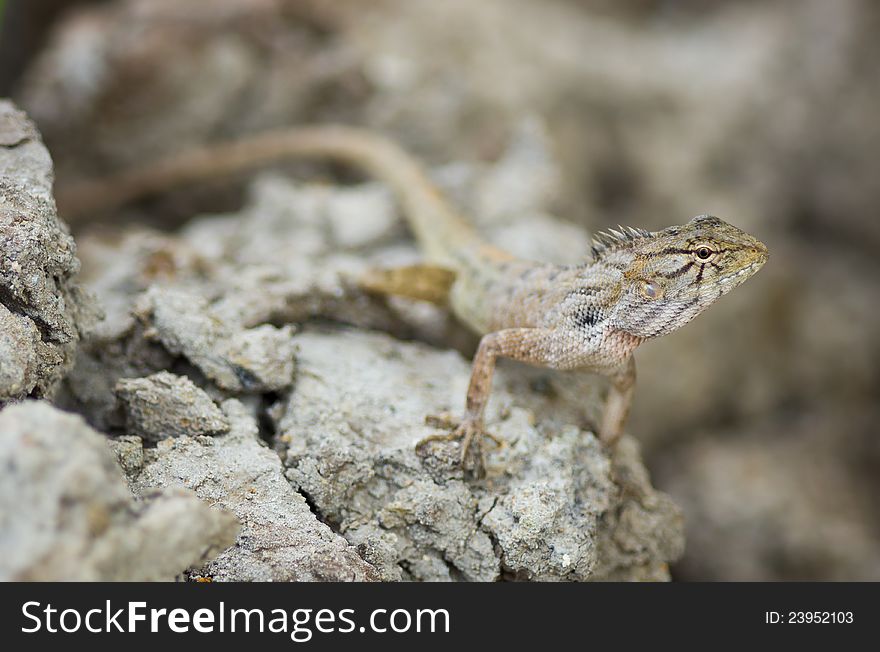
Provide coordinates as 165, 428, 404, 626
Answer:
0, 100, 98, 403
223, 325, 298, 393
109, 435, 145, 478
116, 371, 229, 442
281, 329, 684, 581
129, 399, 381, 582
0, 401, 239, 581
0, 304, 42, 398
57, 317, 176, 433
135, 286, 297, 393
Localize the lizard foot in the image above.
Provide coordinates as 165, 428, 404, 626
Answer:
417, 414, 504, 477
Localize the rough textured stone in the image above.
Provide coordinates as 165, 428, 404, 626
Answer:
0, 401, 239, 581
0, 100, 98, 403
281, 329, 683, 581
116, 371, 229, 442
135, 286, 297, 393
0, 304, 42, 397
128, 399, 381, 582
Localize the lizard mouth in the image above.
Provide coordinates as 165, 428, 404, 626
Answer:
718, 257, 766, 285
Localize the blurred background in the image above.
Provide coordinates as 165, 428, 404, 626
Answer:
1, 0, 877, 580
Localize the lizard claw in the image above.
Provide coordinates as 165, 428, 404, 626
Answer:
417, 414, 504, 477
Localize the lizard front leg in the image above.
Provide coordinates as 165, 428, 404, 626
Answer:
418, 328, 552, 475
598, 355, 636, 447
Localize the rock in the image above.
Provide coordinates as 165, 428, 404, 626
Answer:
57, 191, 408, 430
128, 399, 381, 582
135, 286, 297, 393
0, 100, 98, 403
321, 182, 398, 250
223, 325, 299, 392
0, 305, 42, 398
653, 412, 880, 581
0, 401, 239, 581
281, 329, 684, 581
109, 435, 145, 478
57, 317, 177, 433
115, 371, 229, 442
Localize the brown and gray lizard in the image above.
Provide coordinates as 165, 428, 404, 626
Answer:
58, 126, 769, 472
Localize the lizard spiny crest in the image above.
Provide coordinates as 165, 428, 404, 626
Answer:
590, 225, 652, 260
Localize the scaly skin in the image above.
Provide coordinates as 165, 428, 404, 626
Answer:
58, 126, 769, 473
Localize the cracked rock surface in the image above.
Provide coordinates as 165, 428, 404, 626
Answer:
0, 100, 97, 404
281, 329, 683, 581
0, 401, 239, 581
127, 399, 381, 581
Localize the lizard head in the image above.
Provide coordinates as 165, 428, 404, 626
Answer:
597, 215, 768, 339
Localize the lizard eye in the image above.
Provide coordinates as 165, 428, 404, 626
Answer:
693, 245, 716, 262
640, 280, 662, 300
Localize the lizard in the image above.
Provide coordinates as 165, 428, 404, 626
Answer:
57, 125, 769, 474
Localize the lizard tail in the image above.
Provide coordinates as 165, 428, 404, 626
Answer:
56, 125, 482, 265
